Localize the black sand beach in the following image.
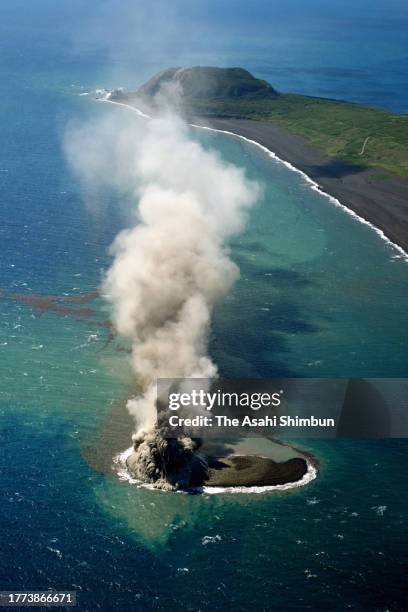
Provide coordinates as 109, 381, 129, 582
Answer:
104, 93, 408, 254
204, 118, 408, 254
82, 396, 312, 490
203, 454, 308, 487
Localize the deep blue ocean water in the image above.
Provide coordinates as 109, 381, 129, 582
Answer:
1, 2, 407, 610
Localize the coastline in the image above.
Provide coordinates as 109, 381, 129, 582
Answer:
114, 446, 318, 495
81, 390, 318, 494
100, 95, 408, 259
197, 118, 408, 258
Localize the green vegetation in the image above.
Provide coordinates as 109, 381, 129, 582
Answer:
118, 66, 408, 180
136, 66, 277, 101
189, 94, 408, 180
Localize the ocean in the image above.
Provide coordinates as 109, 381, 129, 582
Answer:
0, 1, 407, 610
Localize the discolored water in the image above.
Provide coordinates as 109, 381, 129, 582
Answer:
1, 2, 407, 610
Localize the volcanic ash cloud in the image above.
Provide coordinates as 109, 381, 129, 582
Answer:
65, 106, 259, 442
102, 114, 259, 436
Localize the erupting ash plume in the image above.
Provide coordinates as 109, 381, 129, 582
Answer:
66, 101, 258, 486
104, 113, 258, 436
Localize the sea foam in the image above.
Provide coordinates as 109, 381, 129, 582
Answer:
113, 447, 317, 494
93, 92, 408, 262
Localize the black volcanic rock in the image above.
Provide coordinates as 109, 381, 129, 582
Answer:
126, 427, 208, 491
126, 424, 309, 491
204, 455, 308, 487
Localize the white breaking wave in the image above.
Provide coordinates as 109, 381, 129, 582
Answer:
192, 123, 408, 262
96, 91, 150, 118
199, 461, 317, 495
94, 94, 408, 262
113, 447, 317, 494
84, 91, 398, 494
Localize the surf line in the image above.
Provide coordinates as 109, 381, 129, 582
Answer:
97, 94, 319, 496
113, 446, 318, 494
96, 95, 408, 262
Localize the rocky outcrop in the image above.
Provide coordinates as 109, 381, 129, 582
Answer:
126, 427, 208, 491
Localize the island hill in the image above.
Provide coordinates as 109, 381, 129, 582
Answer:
110, 67, 408, 253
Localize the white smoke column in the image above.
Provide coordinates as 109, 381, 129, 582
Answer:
64, 106, 258, 436
101, 112, 258, 435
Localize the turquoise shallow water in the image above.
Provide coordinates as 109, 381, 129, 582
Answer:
202, 130, 408, 379
1, 90, 407, 612
1, 2, 408, 610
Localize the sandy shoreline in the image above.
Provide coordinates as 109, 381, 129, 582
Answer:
202, 118, 408, 255
115, 446, 316, 494
102, 95, 408, 257
81, 393, 317, 493
203, 454, 308, 488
